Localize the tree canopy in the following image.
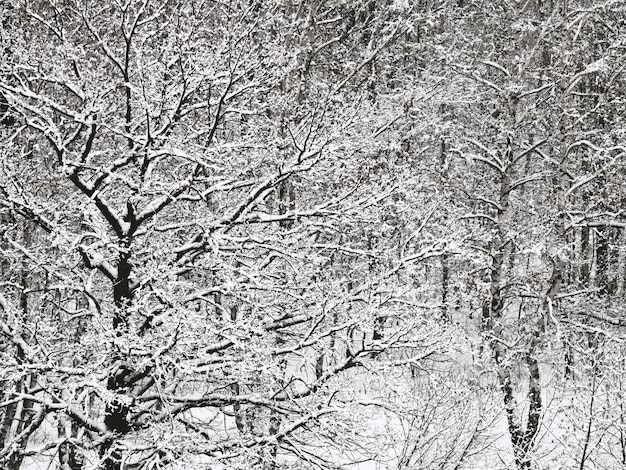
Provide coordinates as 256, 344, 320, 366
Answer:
2, 1, 626, 469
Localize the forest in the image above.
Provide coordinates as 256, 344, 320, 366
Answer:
1, 0, 626, 469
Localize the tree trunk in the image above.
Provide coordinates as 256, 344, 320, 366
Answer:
581, 227, 590, 286
102, 238, 135, 470
441, 253, 450, 322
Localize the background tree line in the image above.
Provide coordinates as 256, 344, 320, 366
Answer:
1, 0, 626, 469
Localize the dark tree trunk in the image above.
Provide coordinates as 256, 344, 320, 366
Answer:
102, 238, 135, 470
277, 180, 296, 229
596, 226, 611, 295
441, 253, 450, 322
581, 226, 590, 287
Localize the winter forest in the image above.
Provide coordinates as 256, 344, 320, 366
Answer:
1, 0, 626, 469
